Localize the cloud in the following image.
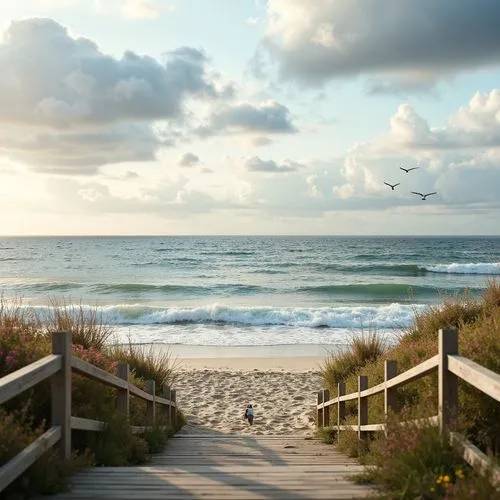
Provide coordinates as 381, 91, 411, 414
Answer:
0, 19, 225, 171
179, 152, 200, 167
252, 137, 273, 147
257, 0, 500, 89
121, 0, 164, 19
378, 89, 500, 151
244, 156, 301, 173
196, 100, 297, 137
93, 0, 174, 19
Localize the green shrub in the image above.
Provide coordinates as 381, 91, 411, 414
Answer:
324, 282, 500, 455
111, 343, 178, 391
360, 414, 500, 499
321, 329, 387, 387
88, 414, 149, 466
0, 296, 181, 498
0, 408, 90, 500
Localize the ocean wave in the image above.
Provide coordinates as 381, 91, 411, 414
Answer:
426, 263, 500, 275
296, 283, 448, 298
200, 251, 255, 256
319, 263, 427, 276
90, 283, 268, 296
26, 282, 85, 291
91, 283, 209, 294
25, 303, 427, 329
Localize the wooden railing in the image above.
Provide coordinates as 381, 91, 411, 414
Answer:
317, 328, 500, 483
0, 331, 177, 493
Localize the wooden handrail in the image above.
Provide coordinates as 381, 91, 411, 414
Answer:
0, 426, 62, 492
447, 355, 500, 402
0, 355, 62, 405
0, 331, 179, 493
316, 328, 500, 481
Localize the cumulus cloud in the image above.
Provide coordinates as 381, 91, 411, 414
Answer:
179, 152, 200, 167
0, 18, 225, 171
379, 89, 500, 151
258, 0, 500, 88
244, 156, 302, 173
196, 100, 297, 137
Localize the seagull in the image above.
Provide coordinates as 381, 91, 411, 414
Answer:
400, 166, 419, 173
384, 182, 400, 191
411, 191, 437, 200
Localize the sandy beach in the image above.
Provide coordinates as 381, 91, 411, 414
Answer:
150, 346, 326, 437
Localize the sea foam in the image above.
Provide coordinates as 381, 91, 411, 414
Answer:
426, 263, 500, 275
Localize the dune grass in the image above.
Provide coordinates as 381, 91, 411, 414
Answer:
0, 297, 183, 500
320, 281, 500, 498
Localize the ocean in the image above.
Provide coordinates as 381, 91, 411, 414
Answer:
0, 236, 499, 347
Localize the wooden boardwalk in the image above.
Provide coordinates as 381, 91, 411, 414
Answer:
50, 434, 373, 499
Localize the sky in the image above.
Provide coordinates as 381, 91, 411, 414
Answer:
1, 0, 500, 236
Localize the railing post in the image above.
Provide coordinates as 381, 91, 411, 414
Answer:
145, 380, 156, 425
170, 389, 177, 427
162, 385, 172, 428
51, 331, 72, 460
439, 328, 458, 434
322, 389, 330, 428
117, 362, 130, 419
384, 360, 398, 436
337, 382, 346, 434
317, 390, 324, 428
358, 375, 368, 441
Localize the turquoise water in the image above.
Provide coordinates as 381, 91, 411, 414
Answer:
0, 236, 498, 346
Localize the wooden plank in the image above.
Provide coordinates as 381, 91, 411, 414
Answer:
439, 329, 458, 433
71, 356, 128, 391
71, 417, 106, 432
116, 362, 129, 418
129, 383, 154, 402
448, 355, 500, 403
386, 354, 438, 389
0, 355, 61, 405
322, 389, 330, 427
359, 381, 385, 399
450, 433, 500, 486
0, 426, 61, 492
358, 375, 368, 441
360, 424, 385, 432
52, 332, 72, 460
155, 395, 174, 407
384, 360, 398, 418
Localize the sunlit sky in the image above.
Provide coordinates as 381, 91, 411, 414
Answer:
1, 0, 500, 235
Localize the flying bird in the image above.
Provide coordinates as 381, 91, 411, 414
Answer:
411, 191, 437, 200
384, 182, 400, 190
400, 166, 419, 173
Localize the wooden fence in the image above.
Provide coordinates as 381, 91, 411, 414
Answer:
0, 331, 177, 493
316, 328, 500, 483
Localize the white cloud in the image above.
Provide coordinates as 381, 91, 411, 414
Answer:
93, 0, 174, 19
244, 156, 302, 173
0, 19, 227, 171
257, 0, 500, 90
121, 0, 162, 19
378, 89, 500, 151
196, 100, 297, 137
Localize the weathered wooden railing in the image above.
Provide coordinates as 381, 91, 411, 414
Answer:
317, 328, 500, 483
0, 331, 177, 493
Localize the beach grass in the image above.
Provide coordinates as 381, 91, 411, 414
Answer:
0, 297, 182, 500
320, 281, 500, 497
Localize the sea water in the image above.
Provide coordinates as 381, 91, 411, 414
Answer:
0, 236, 499, 346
